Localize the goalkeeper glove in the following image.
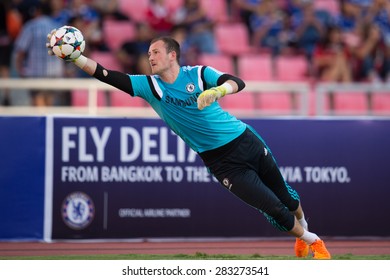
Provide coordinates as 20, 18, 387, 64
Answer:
197, 83, 233, 110
46, 29, 87, 68
46, 29, 56, 57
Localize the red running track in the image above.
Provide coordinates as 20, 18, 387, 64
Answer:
1, 239, 390, 257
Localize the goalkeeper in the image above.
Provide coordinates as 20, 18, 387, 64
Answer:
47, 33, 330, 259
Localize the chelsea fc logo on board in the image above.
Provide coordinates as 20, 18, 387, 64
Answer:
186, 83, 195, 93
62, 192, 95, 230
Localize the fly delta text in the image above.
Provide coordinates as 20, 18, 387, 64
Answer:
59, 125, 351, 184
60, 125, 216, 183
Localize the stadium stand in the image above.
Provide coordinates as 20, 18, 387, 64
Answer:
275, 55, 309, 82
71, 89, 107, 107
313, 0, 340, 17
90, 51, 122, 71
370, 92, 390, 115
1, 0, 390, 117
332, 91, 369, 115
219, 90, 257, 111
102, 19, 137, 51
236, 54, 275, 113
200, 0, 230, 23
255, 54, 309, 114
110, 90, 147, 107
237, 54, 274, 81
257, 91, 293, 114
118, 0, 149, 22
165, 0, 184, 11
198, 53, 235, 74
214, 22, 252, 56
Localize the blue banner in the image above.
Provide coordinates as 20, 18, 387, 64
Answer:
0, 117, 46, 240
1, 116, 389, 240
50, 117, 265, 239
245, 119, 390, 237
48, 117, 390, 239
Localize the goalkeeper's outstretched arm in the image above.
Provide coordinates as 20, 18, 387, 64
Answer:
72, 55, 97, 76
47, 30, 134, 95
73, 55, 134, 95
76, 55, 134, 95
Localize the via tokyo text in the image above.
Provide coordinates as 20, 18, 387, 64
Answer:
60, 165, 219, 183
280, 166, 351, 183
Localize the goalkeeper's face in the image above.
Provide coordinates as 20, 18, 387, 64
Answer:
148, 40, 176, 75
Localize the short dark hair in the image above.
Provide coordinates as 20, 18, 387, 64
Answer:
151, 36, 181, 64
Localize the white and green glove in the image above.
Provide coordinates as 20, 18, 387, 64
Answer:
197, 83, 233, 110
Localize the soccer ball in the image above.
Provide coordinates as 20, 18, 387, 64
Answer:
50, 25, 85, 61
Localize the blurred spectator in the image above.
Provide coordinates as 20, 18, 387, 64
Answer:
290, 0, 325, 62
15, 0, 40, 23
0, 0, 22, 106
312, 26, 352, 82
365, 0, 390, 35
351, 23, 382, 82
4, 0, 23, 39
287, 0, 334, 25
50, 0, 72, 26
285, 0, 303, 15
68, 0, 108, 51
365, 0, 390, 81
170, 25, 198, 65
350, 0, 373, 6
233, 0, 262, 36
336, 0, 366, 36
250, 0, 292, 56
14, 0, 66, 106
145, 0, 175, 35
173, 0, 218, 54
115, 22, 153, 74
92, 0, 130, 21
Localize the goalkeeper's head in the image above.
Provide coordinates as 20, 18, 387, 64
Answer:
150, 36, 181, 65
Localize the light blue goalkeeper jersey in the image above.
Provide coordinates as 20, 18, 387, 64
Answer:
128, 65, 246, 153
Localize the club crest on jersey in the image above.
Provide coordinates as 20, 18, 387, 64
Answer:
186, 83, 195, 93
